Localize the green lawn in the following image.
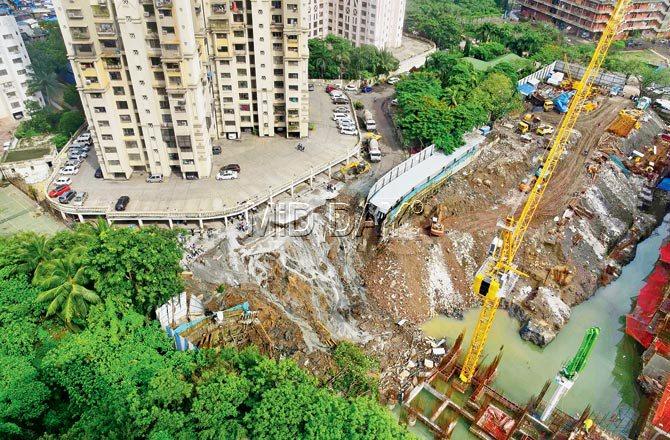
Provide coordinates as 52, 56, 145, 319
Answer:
1, 147, 51, 164
614, 49, 666, 67
463, 53, 524, 71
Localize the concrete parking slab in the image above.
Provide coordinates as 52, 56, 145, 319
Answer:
49, 89, 360, 221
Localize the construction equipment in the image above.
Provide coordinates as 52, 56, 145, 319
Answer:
430, 204, 447, 236
540, 327, 600, 421
339, 160, 370, 177
459, 0, 631, 384
536, 124, 554, 136
518, 121, 530, 134
543, 100, 554, 112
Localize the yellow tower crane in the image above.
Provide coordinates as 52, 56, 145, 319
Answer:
458, 0, 632, 384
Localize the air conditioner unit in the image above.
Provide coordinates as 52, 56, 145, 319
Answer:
158, 14, 164, 19
98, 0, 106, 4
143, 12, 150, 17
177, 100, 186, 105
85, 80, 92, 85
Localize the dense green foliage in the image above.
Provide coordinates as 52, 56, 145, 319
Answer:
15, 102, 85, 150
25, 22, 69, 104
308, 35, 399, 80
0, 227, 411, 439
395, 52, 521, 151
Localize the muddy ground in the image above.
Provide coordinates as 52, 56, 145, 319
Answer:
182, 94, 670, 395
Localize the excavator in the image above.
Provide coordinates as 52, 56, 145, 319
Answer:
459, 0, 632, 385
430, 204, 447, 236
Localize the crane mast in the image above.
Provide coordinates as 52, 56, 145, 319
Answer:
458, 0, 632, 384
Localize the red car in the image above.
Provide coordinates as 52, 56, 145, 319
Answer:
326, 84, 336, 93
49, 184, 71, 198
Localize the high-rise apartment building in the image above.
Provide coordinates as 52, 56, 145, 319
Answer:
519, 0, 670, 39
0, 14, 41, 120
309, 0, 405, 49
52, 0, 309, 180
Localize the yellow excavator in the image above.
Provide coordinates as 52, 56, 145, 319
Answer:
430, 205, 447, 236
459, 0, 632, 384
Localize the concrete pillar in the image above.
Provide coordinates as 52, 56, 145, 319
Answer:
138, 218, 143, 227
269, 194, 274, 204
223, 216, 228, 227
328, 166, 332, 178
106, 217, 112, 226
290, 184, 294, 197
77, 213, 84, 222
309, 173, 313, 187
244, 210, 249, 223
198, 218, 204, 228
168, 218, 173, 229
60, 211, 67, 220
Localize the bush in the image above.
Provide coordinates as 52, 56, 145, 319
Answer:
63, 84, 81, 108
353, 101, 364, 110
216, 284, 226, 294
57, 111, 84, 137
470, 41, 507, 61
51, 133, 69, 150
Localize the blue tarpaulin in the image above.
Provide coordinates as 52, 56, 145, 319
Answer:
657, 178, 670, 191
553, 91, 575, 113
518, 83, 536, 97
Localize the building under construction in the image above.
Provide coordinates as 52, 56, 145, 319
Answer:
519, 0, 670, 39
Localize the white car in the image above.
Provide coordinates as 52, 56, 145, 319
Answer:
54, 176, 72, 186
330, 90, 344, 97
216, 170, 239, 180
77, 132, 92, 143
60, 165, 80, 175
333, 113, 352, 121
334, 106, 349, 112
340, 128, 358, 136
72, 191, 88, 206
344, 83, 357, 92
387, 76, 400, 85
3, 141, 10, 151
337, 119, 355, 128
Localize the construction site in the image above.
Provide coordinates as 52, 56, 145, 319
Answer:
150, 1, 670, 438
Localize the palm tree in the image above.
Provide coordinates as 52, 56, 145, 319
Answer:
12, 233, 51, 279
27, 58, 59, 105
375, 50, 399, 76
33, 250, 99, 329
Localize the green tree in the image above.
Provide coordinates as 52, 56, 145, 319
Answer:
330, 342, 380, 398
192, 369, 250, 439
9, 233, 51, 278
0, 355, 49, 437
33, 250, 100, 329
57, 110, 85, 136
63, 84, 82, 108
86, 226, 184, 315
26, 60, 59, 105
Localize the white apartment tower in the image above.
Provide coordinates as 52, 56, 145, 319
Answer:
0, 14, 42, 120
52, 0, 309, 180
310, 0, 405, 49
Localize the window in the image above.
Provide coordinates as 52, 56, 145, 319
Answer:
123, 128, 134, 136
16, 69, 25, 75
162, 129, 176, 147
239, 93, 249, 100
126, 141, 138, 149
176, 135, 192, 150
221, 72, 231, 78
162, 114, 172, 123
2, 34, 12, 40
120, 115, 132, 122
10, 102, 20, 108
289, 97, 298, 103
177, 120, 188, 126
238, 81, 248, 88
288, 73, 298, 79
94, 107, 106, 113
109, 71, 121, 80
116, 101, 129, 110
99, 120, 110, 127
0, 69, 7, 76
101, 134, 113, 140
113, 86, 124, 95
109, 160, 120, 166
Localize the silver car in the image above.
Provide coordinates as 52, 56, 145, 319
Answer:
72, 191, 88, 206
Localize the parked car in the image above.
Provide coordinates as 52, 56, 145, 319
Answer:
58, 190, 76, 204
48, 184, 71, 198
339, 122, 356, 130
77, 132, 92, 144
94, 167, 103, 178
185, 173, 198, 180
333, 113, 352, 121
72, 191, 88, 206
334, 106, 349, 112
337, 119, 355, 128
330, 90, 344, 98
333, 97, 349, 105
3, 141, 11, 151
308, 83, 315, 91
60, 165, 80, 175
345, 83, 357, 92
65, 159, 82, 167
216, 169, 239, 180
340, 128, 358, 136
221, 163, 241, 173
115, 196, 130, 211
325, 84, 339, 93
146, 174, 163, 183
54, 176, 72, 186
390, 98, 398, 106
387, 76, 400, 85
212, 146, 222, 155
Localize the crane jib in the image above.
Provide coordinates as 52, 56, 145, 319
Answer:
458, 0, 633, 385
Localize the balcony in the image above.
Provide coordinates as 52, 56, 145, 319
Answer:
71, 30, 91, 41
161, 45, 181, 59
211, 3, 227, 16
96, 23, 115, 35
73, 45, 97, 59
210, 19, 230, 30
155, 0, 173, 9
100, 45, 121, 56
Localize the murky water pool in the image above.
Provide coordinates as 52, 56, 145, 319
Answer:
416, 215, 670, 438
